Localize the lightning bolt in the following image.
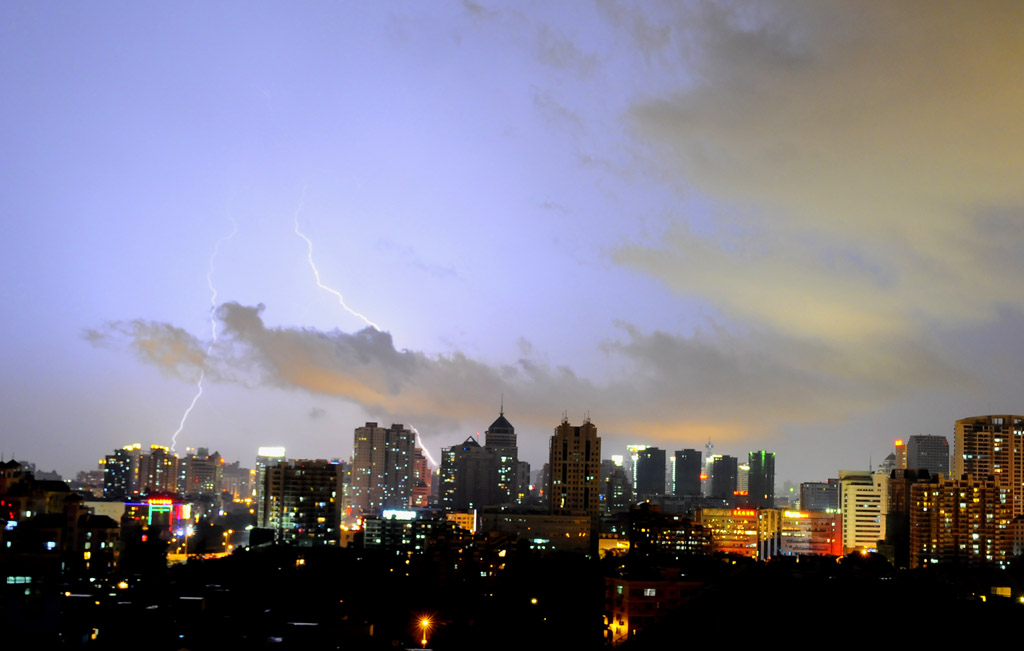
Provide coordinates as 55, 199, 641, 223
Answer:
170, 217, 239, 453
289, 191, 437, 466
292, 193, 380, 331
409, 425, 439, 468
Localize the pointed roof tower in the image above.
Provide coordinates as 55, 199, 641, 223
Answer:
484, 399, 516, 449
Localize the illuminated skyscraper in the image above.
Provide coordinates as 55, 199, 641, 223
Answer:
351, 422, 416, 515
549, 416, 601, 518
954, 415, 1024, 516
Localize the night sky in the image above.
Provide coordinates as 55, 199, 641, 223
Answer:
3, 2, 1023, 487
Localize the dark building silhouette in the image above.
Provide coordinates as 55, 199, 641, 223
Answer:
709, 455, 738, 500
604, 466, 632, 514
440, 436, 500, 511
799, 479, 839, 512
747, 450, 775, 509
635, 447, 666, 500
883, 468, 935, 568
906, 434, 949, 477
672, 449, 701, 497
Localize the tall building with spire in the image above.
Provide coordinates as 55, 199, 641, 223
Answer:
484, 402, 522, 503
549, 416, 601, 518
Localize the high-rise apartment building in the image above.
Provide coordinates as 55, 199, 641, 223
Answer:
263, 459, 343, 546
909, 474, 1012, 568
255, 446, 286, 527
137, 445, 179, 495
953, 415, 1024, 516
103, 444, 142, 500
549, 417, 601, 518
178, 447, 223, 497
906, 435, 949, 477
635, 447, 666, 500
673, 449, 702, 497
351, 422, 416, 515
839, 470, 887, 553
747, 450, 775, 509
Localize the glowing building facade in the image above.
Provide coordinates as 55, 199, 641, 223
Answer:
953, 415, 1024, 516
909, 474, 1012, 568
839, 470, 887, 553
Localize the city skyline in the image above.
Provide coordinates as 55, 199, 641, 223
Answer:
3, 3, 1024, 485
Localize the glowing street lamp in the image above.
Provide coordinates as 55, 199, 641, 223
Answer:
419, 617, 431, 647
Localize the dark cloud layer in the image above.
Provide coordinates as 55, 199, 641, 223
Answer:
87, 301, 969, 444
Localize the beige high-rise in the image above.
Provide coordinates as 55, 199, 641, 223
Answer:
549, 417, 601, 518
953, 415, 1024, 516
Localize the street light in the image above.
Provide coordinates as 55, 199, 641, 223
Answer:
419, 617, 431, 648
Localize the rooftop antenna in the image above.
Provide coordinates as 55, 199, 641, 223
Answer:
500, 393, 504, 417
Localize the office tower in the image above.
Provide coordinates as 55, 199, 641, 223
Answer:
954, 415, 1024, 516
351, 422, 416, 515
778, 510, 842, 556
699, 507, 779, 560
484, 409, 519, 503
839, 470, 887, 553
136, 445, 179, 495
625, 445, 648, 486
673, 449, 702, 497
604, 466, 632, 514
635, 447, 666, 500
748, 450, 775, 509
103, 444, 142, 500
263, 459, 343, 545
255, 446, 286, 527
909, 474, 1012, 568
800, 479, 839, 512
549, 416, 601, 518
906, 434, 949, 477
440, 436, 500, 511
708, 455, 738, 500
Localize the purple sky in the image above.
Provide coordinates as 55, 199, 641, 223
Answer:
3, 2, 1023, 487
